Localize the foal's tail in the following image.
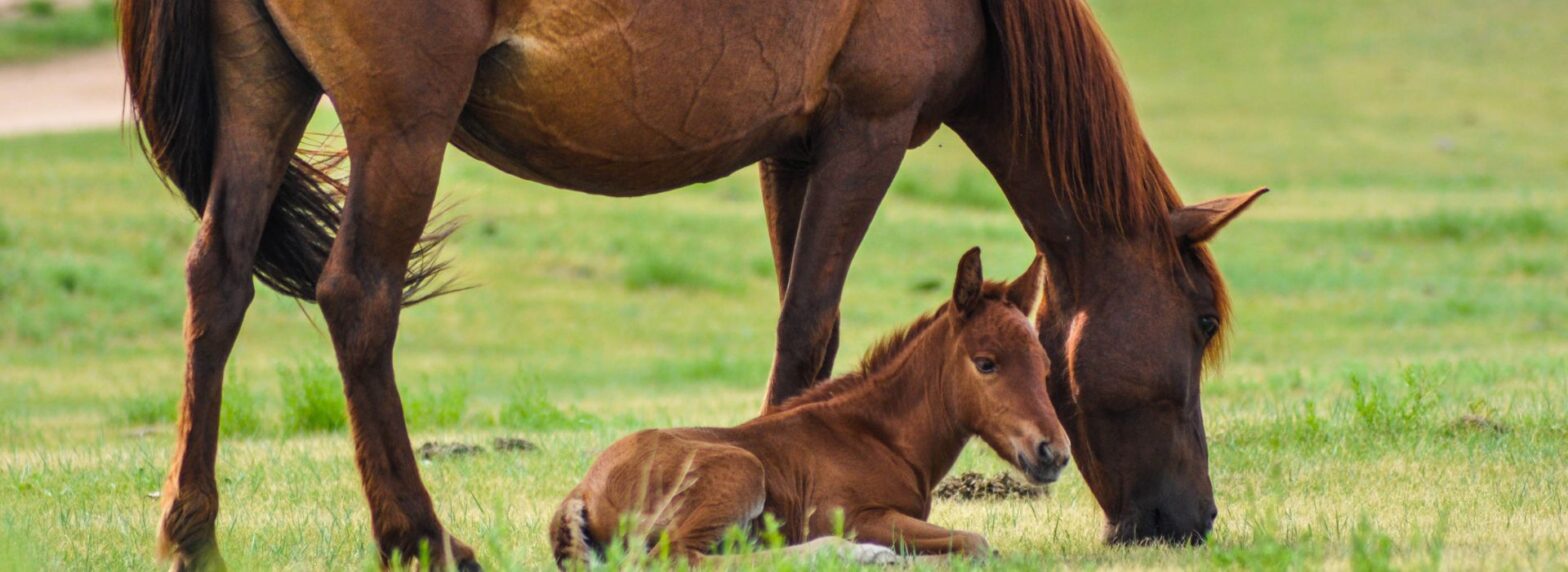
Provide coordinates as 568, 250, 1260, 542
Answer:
118, 0, 452, 305
550, 495, 599, 569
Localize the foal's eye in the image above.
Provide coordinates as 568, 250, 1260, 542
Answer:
1198, 316, 1220, 339
972, 357, 998, 375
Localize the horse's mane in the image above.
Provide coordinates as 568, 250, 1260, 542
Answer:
778, 282, 1013, 411
986, 0, 1230, 361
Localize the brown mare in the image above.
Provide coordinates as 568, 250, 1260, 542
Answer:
550, 249, 1069, 566
120, 0, 1266, 568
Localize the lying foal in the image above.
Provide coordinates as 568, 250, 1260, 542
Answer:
550, 248, 1070, 566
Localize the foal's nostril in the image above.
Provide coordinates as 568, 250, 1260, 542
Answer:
1034, 441, 1062, 465
1035, 441, 1068, 468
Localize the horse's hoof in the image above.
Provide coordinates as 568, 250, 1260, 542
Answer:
846, 543, 898, 566
446, 537, 483, 572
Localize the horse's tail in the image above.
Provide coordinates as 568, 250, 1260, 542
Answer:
119, 0, 452, 305
981, 0, 1175, 231
550, 495, 598, 569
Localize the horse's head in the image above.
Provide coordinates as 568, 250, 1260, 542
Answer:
943, 248, 1071, 485
1046, 188, 1268, 546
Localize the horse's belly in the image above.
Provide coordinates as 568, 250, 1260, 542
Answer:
456, 0, 851, 195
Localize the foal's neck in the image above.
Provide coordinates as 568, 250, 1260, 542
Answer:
816, 330, 971, 486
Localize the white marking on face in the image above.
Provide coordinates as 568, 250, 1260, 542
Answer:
1065, 311, 1090, 393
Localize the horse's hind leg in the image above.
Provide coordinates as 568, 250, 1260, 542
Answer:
157, 2, 321, 569
265, 2, 492, 567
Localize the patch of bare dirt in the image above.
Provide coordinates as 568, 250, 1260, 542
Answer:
0, 47, 126, 137
418, 437, 539, 460
492, 436, 537, 452
933, 472, 1047, 501
417, 441, 485, 460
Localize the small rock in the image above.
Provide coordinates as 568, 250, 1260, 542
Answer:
418, 441, 484, 460
933, 472, 1046, 501
492, 437, 537, 452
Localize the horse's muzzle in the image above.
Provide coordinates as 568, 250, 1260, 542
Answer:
1105, 503, 1217, 546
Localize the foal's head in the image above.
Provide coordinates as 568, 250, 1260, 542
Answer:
941, 248, 1071, 485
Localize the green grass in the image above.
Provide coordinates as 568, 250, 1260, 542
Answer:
2, 0, 1566, 569
0, 1, 116, 63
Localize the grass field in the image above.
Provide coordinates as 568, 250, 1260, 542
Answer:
2, 0, 1566, 569
0, 1, 115, 64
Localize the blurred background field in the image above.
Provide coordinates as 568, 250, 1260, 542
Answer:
1, 0, 1565, 569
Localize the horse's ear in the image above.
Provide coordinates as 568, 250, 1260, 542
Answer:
953, 247, 984, 316
1005, 252, 1046, 320
1170, 187, 1269, 244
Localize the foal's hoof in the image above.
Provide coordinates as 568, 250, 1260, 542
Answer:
798, 537, 898, 566
845, 543, 899, 565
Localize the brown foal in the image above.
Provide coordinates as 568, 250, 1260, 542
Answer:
550, 249, 1070, 566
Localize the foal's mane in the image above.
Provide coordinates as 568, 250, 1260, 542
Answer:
986, 0, 1231, 361
778, 282, 1011, 411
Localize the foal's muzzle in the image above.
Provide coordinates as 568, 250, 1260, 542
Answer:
1018, 440, 1071, 485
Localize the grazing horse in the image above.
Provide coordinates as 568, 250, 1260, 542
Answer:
119, 0, 1266, 567
551, 249, 1069, 566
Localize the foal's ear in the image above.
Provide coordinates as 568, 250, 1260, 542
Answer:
1005, 253, 1046, 320
953, 247, 984, 316
1170, 187, 1269, 244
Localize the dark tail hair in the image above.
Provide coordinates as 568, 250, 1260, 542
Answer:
550, 496, 598, 569
981, 0, 1182, 232
119, 0, 453, 305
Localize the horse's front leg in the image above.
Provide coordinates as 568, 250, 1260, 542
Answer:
762, 111, 917, 409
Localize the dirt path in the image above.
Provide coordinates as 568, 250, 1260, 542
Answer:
0, 47, 127, 137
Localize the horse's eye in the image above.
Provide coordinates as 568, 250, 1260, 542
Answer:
1198, 316, 1220, 339
973, 357, 998, 375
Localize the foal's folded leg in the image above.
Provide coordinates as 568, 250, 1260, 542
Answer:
850, 509, 995, 557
